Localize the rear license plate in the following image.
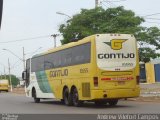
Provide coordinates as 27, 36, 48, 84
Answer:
118, 81, 125, 85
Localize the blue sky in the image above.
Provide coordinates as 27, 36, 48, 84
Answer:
0, 0, 160, 76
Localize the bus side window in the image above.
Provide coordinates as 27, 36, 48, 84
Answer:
44, 61, 54, 70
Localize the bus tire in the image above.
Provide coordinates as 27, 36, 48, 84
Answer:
60, 99, 64, 103
72, 88, 83, 107
108, 99, 118, 106
63, 88, 72, 106
32, 89, 40, 103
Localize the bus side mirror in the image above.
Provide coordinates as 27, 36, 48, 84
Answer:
22, 71, 27, 80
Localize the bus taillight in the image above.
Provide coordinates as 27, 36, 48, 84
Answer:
93, 77, 98, 87
136, 76, 140, 85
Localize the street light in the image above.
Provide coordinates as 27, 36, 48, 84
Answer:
56, 12, 72, 19
2, 47, 42, 92
3, 47, 25, 71
3, 47, 43, 70
55, 12, 72, 47
3, 48, 23, 61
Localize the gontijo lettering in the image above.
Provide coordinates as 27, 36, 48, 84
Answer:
50, 69, 68, 78
98, 53, 135, 59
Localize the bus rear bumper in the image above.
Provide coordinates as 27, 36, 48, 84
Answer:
91, 87, 140, 100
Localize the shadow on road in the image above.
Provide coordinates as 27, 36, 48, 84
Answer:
33, 100, 134, 109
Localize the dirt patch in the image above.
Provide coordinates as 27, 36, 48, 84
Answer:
140, 83, 160, 97
126, 83, 160, 102
127, 96, 160, 103
12, 87, 25, 94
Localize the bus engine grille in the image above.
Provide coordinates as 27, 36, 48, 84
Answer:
82, 83, 91, 97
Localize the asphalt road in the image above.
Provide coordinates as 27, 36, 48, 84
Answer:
0, 92, 160, 114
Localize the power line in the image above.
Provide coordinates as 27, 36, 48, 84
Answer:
102, 0, 117, 7
10, 59, 21, 70
101, 0, 126, 7
145, 21, 160, 24
100, 1, 108, 8
102, 0, 126, 2
144, 18, 160, 20
0, 35, 51, 44
142, 13, 160, 17
107, 1, 116, 7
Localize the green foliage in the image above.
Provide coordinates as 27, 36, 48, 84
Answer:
0, 75, 19, 86
136, 27, 160, 62
59, 6, 144, 43
139, 47, 160, 62
59, 6, 160, 62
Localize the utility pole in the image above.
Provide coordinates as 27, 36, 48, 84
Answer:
51, 34, 59, 48
8, 58, 12, 92
23, 47, 26, 71
4, 67, 6, 79
95, 0, 99, 8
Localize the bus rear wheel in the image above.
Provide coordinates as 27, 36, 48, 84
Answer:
72, 88, 83, 107
63, 88, 72, 106
108, 99, 118, 106
32, 89, 40, 103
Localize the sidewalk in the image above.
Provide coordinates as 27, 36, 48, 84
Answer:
140, 83, 160, 97
128, 83, 160, 102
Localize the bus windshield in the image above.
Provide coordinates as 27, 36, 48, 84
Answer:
96, 34, 137, 71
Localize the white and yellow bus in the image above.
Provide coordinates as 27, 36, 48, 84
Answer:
22, 34, 140, 106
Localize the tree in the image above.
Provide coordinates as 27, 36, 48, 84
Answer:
59, 6, 160, 62
0, 74, 19, 86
